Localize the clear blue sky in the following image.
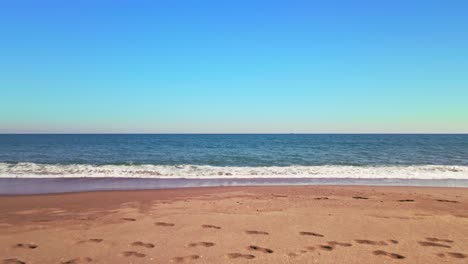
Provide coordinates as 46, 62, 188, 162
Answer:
1, 0, 467, 133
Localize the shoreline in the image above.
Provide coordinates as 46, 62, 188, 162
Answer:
1, 177, 468, 195
0, 185, 467, 263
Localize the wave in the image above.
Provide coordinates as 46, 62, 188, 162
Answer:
1, 162, 468, 179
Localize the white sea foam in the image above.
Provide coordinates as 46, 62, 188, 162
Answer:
1, 162, 468, 180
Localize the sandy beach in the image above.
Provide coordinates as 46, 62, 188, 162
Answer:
0, 185, 467, 263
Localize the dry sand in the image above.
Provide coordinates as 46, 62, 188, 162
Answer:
0, 185, 467, 263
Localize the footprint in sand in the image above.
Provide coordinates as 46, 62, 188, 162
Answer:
355, 239, 388, 246
227, 253, 255, 259
318, 245, 334, 251
77, 239, 103, 244
272, 194, 288, 198
171, 255, 200, 262
122, 251, 146, 258
155, 222, 175, 227
201, 224, 221, 230
121, 218, 136, 222
436, 199, 459, 203
438, 252, 466, 259
245, 230, 269, 235
327, 241, 352, 247
373, 250, 405, 259
248, 245, 274, 254
454, 214, 468, 218
13, 243, 38, 249
287, 249, 310, 257
132, 241, 155, 248
418, 241, 451, 248
61, 257, 93, 264
314, 197, 329, 200
426, 237, 454, 243
3, 259, 26, 264
398, 199, 414, 202
388, 239, 399, 244
352, 196, 369, 200
188, 242, 215, 248
299, 231, 324, 237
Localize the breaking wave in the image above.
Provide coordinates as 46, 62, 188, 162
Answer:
1, 162, 468, 180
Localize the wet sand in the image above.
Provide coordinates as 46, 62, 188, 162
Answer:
0, 185, 467, 263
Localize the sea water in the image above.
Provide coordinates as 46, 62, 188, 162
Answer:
1, 134, 467, 193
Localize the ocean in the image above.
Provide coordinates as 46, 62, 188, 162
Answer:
1, 134, 467, 194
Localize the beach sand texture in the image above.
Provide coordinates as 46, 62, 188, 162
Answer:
0, 186, 467, 263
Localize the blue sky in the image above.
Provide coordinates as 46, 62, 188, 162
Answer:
1, 0, 467, 133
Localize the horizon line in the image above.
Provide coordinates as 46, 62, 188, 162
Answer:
1, 133, 467, 135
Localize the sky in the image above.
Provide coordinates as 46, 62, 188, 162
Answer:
0, 0, 467, 133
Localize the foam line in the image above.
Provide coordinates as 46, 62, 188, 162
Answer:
1, 162, 467, 179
